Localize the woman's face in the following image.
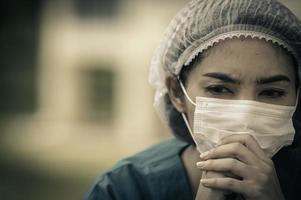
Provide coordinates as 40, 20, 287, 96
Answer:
171, 37, 297, 128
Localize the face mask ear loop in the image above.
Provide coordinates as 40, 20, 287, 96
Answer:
176, 76, 196, 106
176, 76, 201, 152
295, 89, 299, 108
181, 112, 201, 153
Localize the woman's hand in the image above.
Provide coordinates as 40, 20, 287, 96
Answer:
196, 134, 285, 200
195, 171, 226, 200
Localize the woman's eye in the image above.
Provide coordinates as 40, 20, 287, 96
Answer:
259, 89, 286, 98
205, 85, 234, 95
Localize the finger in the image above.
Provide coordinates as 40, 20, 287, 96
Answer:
200, 171, 233, 196
196, 178, 228, 199
202, 171, 226, 179
217, 134, 269, 162
200, 142, 259, 165
201, 177, 249, 196
197, 158, 250, 179
203, 169, 240, 180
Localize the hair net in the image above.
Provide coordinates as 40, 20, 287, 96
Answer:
149, 0, 301, 126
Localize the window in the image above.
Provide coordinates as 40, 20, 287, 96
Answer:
79, 67, 115, 123
73, 0, 120, 19
0, 1, 42, 115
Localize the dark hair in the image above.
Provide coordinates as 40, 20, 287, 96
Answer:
165, 54, 202, 144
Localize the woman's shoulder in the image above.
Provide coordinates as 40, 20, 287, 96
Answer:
84, 138, 192, 200
119, 137, 189, 167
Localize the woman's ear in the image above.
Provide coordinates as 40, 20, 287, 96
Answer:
165, 76, 186, 113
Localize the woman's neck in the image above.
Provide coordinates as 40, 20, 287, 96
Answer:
181, 144, 203, 197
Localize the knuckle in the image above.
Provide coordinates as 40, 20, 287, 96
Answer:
243, 180, 261, 198
259, 173, 269, 184
226, 179, 236, 189
249, 183, 263, 197
209, 149, 215, 155
263, 164, 274, 175
231, 143, 243, 155
229, 159, 238, 169
265, 158, 274, 165
235, 143, 243, 150
250, 165, 260, 174
244, 135, 253, 146
245, 134, 254, 141
206, 160, 213, 167
247, 179, 267, 198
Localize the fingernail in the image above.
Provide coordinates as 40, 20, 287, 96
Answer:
215, 141, 222, 146
196, 161, 205, 168
200, 179, 209, 185
200, 151, 209, 159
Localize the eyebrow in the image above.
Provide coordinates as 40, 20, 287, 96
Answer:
202, 72, 240, 84
202, 72, 291, 85
256, 75, 291, 84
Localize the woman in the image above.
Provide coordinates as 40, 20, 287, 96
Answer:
84, 0, 301, 199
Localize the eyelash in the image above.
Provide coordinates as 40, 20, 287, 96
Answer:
205, 85, 234, 95
258, 89, 286, 98
204, 85, 287, 98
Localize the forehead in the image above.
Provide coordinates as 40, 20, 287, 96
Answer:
191, 37, 296, 80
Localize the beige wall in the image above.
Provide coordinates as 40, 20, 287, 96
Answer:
1, 1, 188, 199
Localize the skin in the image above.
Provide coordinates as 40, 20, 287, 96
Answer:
166, 37, 297, 200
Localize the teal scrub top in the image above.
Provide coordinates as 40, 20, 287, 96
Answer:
84, 138, 301, 200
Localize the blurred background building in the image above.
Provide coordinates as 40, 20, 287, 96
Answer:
0, 0, 300, 199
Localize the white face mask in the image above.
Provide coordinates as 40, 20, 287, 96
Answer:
178, 78, 298, 157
